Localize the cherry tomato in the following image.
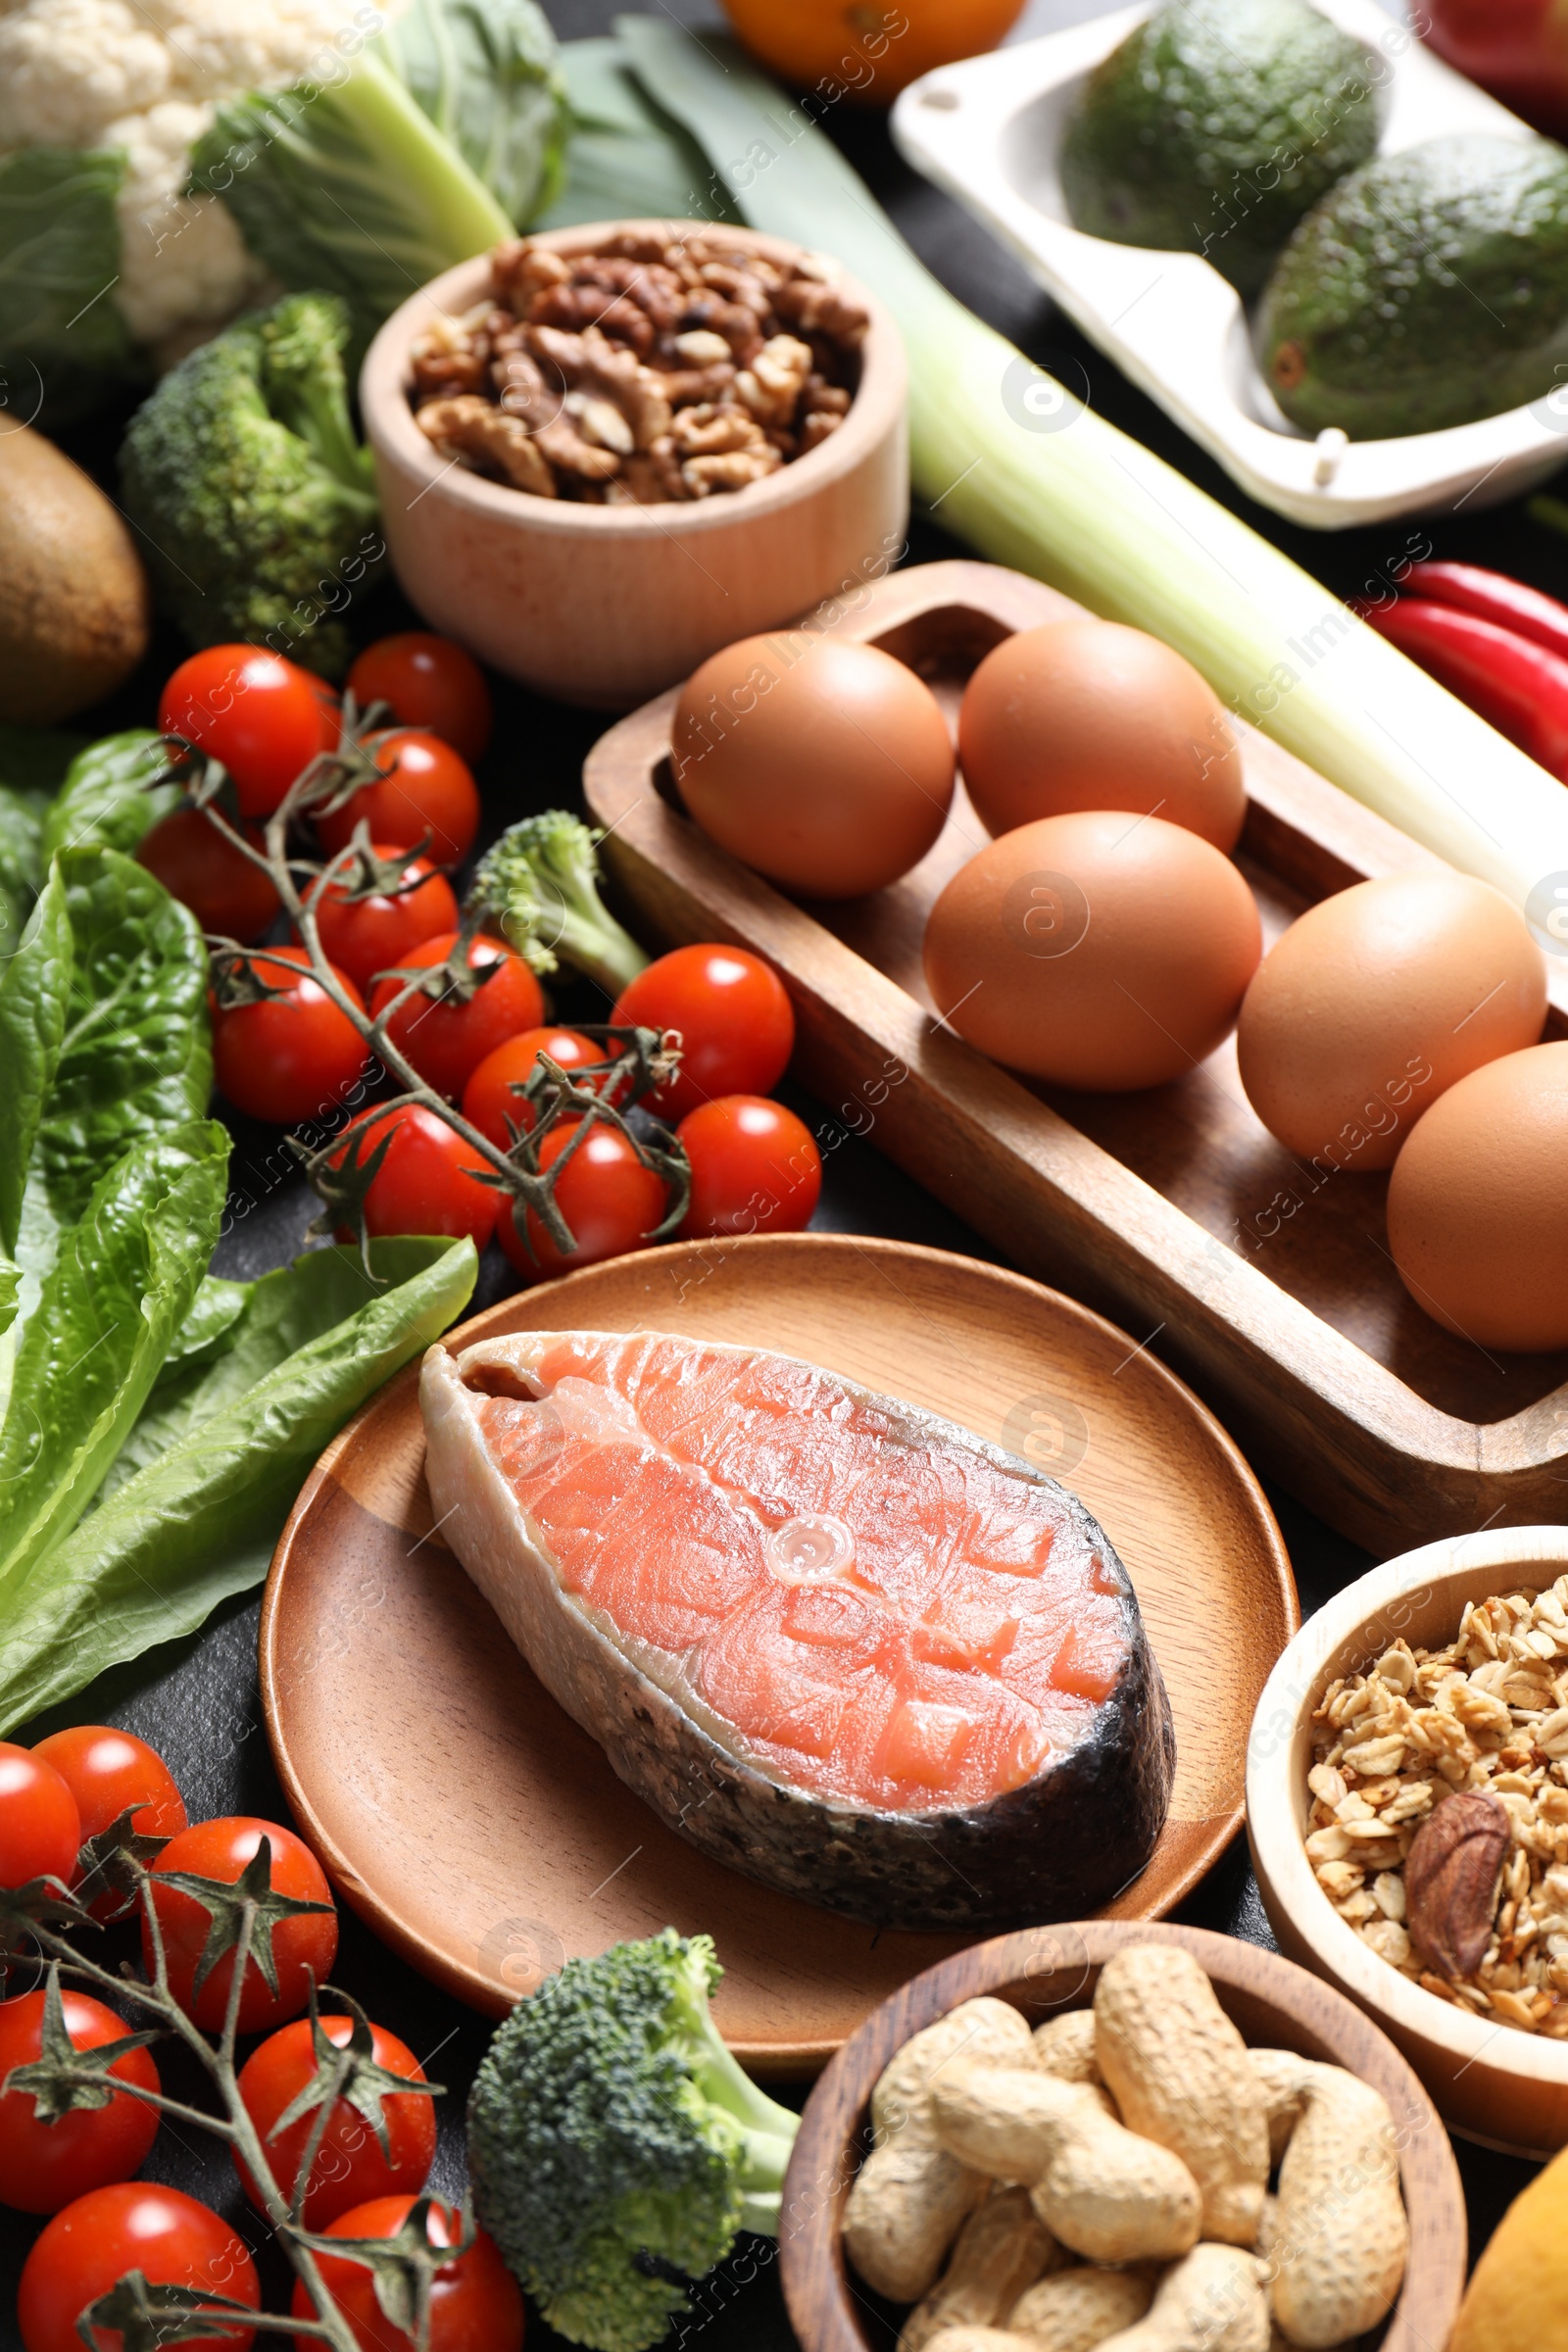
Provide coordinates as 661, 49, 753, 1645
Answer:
136, 808, 281, 944
212, 947, 368, 1128
0, 1743, 79, 1890
347, 635, 493, 766
498, 1119, 667, 1282
144, 1817, 337, 2034
304, 844, 460, 996
612, 946, 794, 1120
289, 2195, 522, 2352
370, 932, 544, 1101
308, 672, 343, 753
32, 1727, 186, 1916
160, 648, 325, 822
677, 1096, 821, 1239
317, 732, 480, 868
462, 1027, 611, 1150
324, 1105, 497, 1250
19, 2183, 259, 2352
0, 1990, 161, 2215
235, 2015, 436, 2230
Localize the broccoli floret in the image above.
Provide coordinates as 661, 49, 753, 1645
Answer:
466, 1930, 799, 2352
469, 811, 649, 998
119, 291, 381, 677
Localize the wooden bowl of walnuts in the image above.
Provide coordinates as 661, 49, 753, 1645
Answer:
1249, 1523, 1568, 2160
778, 1920, 1464, 2352
360, 220, 907, 710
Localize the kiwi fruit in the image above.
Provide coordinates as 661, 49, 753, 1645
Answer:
0, 421, 150, 723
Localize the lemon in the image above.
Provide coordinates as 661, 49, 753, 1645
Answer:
1451, 2142, 1568, 2352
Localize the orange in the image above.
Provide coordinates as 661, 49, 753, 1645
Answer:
718, 0, 1027, 103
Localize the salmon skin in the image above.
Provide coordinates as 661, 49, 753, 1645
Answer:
420, 1329, 1175, 1930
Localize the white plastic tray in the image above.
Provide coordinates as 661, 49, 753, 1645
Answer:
892, 0, 1568, 526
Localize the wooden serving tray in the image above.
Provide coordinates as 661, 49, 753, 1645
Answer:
585, 559, 1568, 1558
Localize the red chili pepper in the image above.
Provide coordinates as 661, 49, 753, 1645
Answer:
1403, 560, 1568, 666
1359, 596, 1568, 780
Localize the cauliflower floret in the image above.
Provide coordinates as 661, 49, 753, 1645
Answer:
106, 98, 271, 347
145, 0, 364, 105
0, 0, 172, 148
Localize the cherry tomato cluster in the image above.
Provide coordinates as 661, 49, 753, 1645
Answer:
130, 628, 824, 1275
140, 633, 489, 951
0, 1731, 521, 2352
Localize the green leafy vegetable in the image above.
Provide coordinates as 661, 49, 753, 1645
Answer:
27, 849, 211, 1242
0, 1237, 477, 1735
377, 0, 568, 228
39, 731, 178, 864
0, 1118, 230, 1595
119, 293, 381, 677
0, 146, 142, 425
542, 37, 738, 230
0, 864, 71, 1261
191, 56, 517, 347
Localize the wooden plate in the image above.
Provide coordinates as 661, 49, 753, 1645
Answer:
263, 1234, 1296, 2069
777, 1921, 1466, 2352
584, 558, 1568, 1556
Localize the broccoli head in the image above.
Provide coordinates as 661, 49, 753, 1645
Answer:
119, 291, 381, 677
469, 811, 650, 999
466, 1929, 799, 2352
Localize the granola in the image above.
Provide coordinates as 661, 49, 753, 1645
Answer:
409, 231, 867, 507
1304, 1580, 1568, 2034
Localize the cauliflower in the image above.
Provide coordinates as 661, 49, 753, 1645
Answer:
0, 0, 568, 420
0, 0, 356, 359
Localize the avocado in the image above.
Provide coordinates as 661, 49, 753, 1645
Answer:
1058, 0, 1384, 298
1256, 134, 1568, 438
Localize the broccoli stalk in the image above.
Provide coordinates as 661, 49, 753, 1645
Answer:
119, 291, 381, 678
469, 812, 649, 998
466, 1930, 800, 2352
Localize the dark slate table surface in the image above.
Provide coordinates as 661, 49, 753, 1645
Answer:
3, 0, 1551, 2336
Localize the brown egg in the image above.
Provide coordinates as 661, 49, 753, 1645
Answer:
957, 619, 1246, 850
922, 809, 1261, 1092
1388, 1043, 1568, 1351
1236, 874, 1546, 1174
670, 633, 955, 899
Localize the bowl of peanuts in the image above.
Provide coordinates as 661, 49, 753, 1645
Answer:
1249, 1523, 1568, 2159
777, 1920, 1464, 2352
360, 220, 908, 710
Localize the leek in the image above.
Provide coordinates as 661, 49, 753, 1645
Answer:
612, 18, 1568, 912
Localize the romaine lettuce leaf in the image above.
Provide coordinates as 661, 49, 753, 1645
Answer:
0, 1236, 477, 1734
40, 731, 179, 864
29, 847, 211, 1237
0, 1118, 229, 1593
0, 864, 71, 1260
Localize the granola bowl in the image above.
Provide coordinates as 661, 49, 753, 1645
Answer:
359, 222, 908, 710
1249, 1524, 1568, 2158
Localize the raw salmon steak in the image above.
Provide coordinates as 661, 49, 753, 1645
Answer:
420, 1329, 1174, 1929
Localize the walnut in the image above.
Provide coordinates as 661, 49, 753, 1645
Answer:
410, 231, 862, 504
535, 415, 622, 481
415, 397, 556, 497
734, 333, 813, 427
683, 447, 782, 496
770, 273, 869, 345
491, 239, 570, 316
799, 410, 844, 454
670, 403, 768, 459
